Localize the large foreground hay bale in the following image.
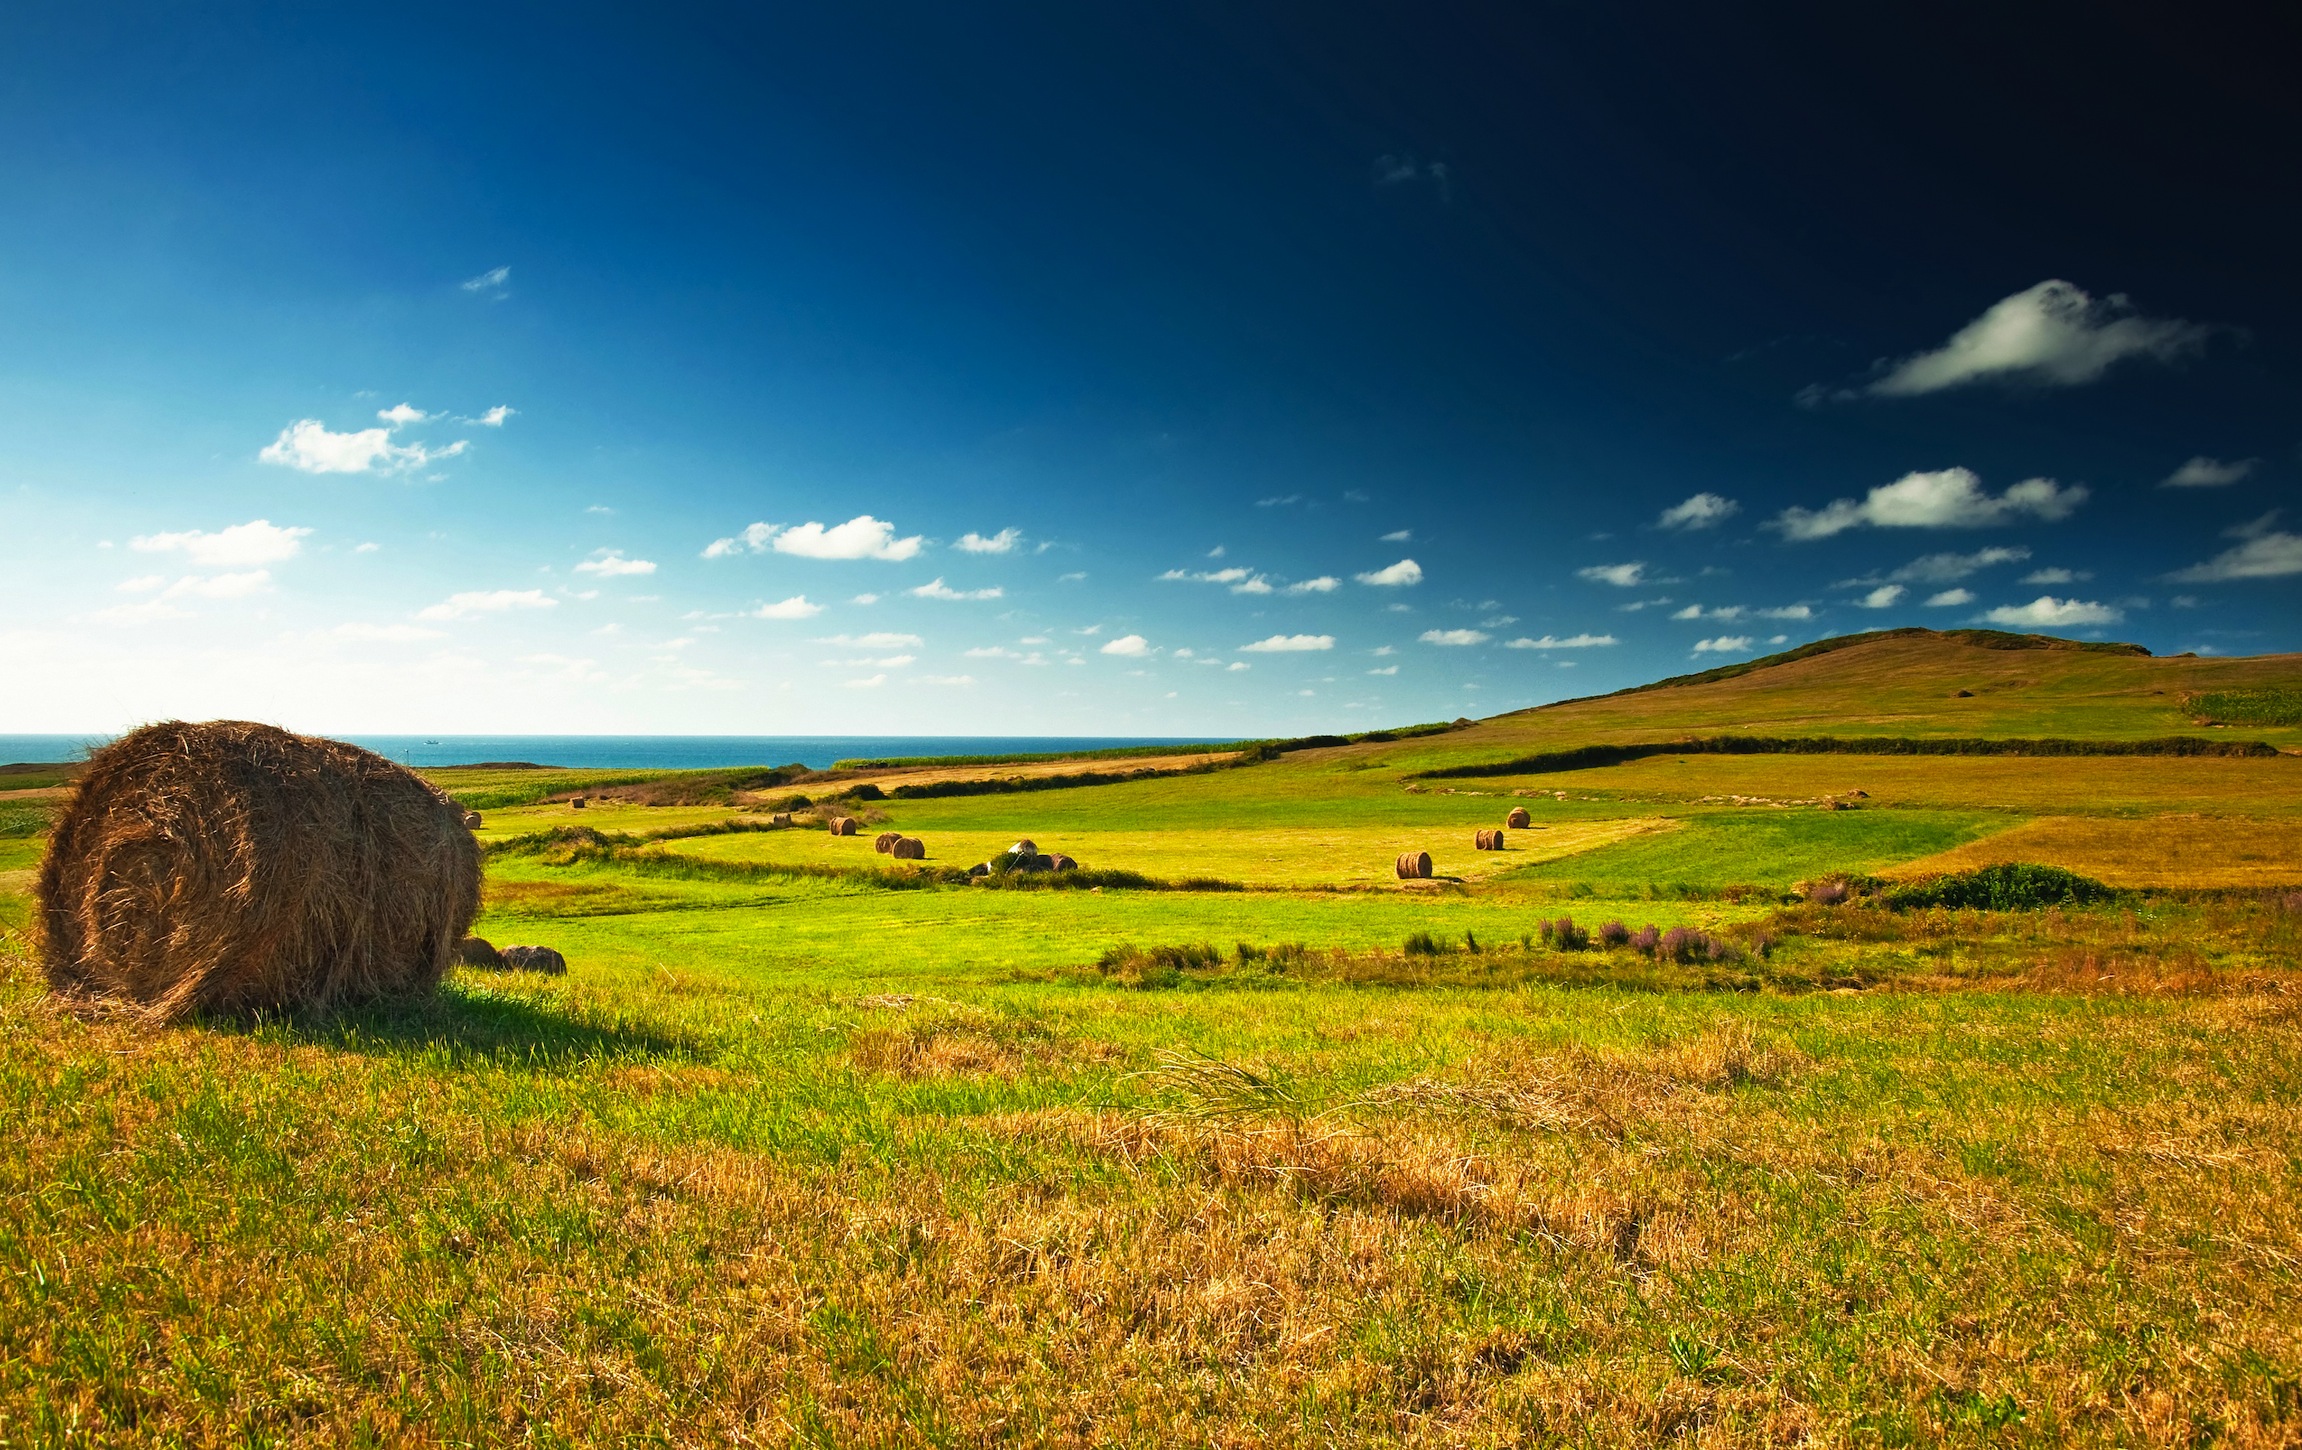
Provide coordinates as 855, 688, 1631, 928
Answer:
1506, 806, 1531, 829
37, 720, 480, 1021
1395, 850, 1432, 880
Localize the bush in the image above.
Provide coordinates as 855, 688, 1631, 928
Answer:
1630, 925, 1661, 957
1403, 931, 1449, 957
1540, 917, 1590, 950
1886, 863, 2116, 911
1597, 920, 1631, 948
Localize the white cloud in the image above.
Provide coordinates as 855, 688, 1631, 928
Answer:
753, 595, 824, 620
1674, 604, 1745, 621
1368, 664, 1399, 675
2022, 568, 2090, 585
462, 265, 510, 293
416, 588, 558, 621
821, 653, 914, 668
1100, 634, 1151, 656
1577, 562, 1648, 587
116, 575, 166, 593
1419, 628, 1488, 646
1226, 661, 1249, 671
923, 675, 975, 686
1775, 469, 2086, 540
1162, 566, 1253, 585
1284, 575, 1341, 594
1671, 604, 1704, 620
1057, 571, 1086, 582
954, 528, 1022, 554
1232, 575, 1274, 595
1657, 492, 1740, 530
1240, 634, 1335, 653
1692, 635, 1753, 654
1756, 604, 1812, 619
1381, 529, 1413, 543
1979, 596, 2123, 627
1356, 558, 1423, 587
260, 419, 465, 475
773, 515, 923, 561
1886, 546, 2031, 583
473, 405, 515, 427
334, 622, 443, 642
2160, 456, 2258, 489
818, 631, 922, 648
161, 570, 272, 600
909, 578, 1003, 601
1864, 280, 2211, 396
1858, 585, 1905, 609
1925, 588, 1975, 607
573, 551, 656, 578
964, 646, 1019, 659
841, 674, 888, 689
377, 403, 431, 426
702, 522, 780, 558
131, 519, 311, 566
1503, 633, 1615, 649
2166, 512, 2302, 583
354, 542, 380, 553
1256, 494, 1302, 508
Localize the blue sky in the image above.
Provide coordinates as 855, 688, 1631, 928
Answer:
3, 4, 2296, 735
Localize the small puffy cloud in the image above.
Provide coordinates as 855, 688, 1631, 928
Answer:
1232, 575, 1274, 595
1381, 529, 1413, 543
910, 577, 1003, 601
1979, 595, 2123, 627
841, 674, 887, 689
703, 522, 780, 558
1100, 634, 1151, 656
1226, 661, 1250, 671
2166, 512, 2302, 582
753, 595, 824, 620
1774, 469, 2086, 540
1419, 628, 1489, 646
1692, 635, 1753, 654
818, 631, 921, 648
2022, 567, 2090, 585
955, 528, 1022, 554
1256, 494, 1302, 508
354, 541, 380, 553
1657, 492, 1740, 530
2160, 456, 2258, 489
1886, 546, 2031, 583
1503, 633, 1615, 649
773, 515, 923, 561
462, 265, 511, 293
157, 570, 273, 600
1674, 604, 1745, 621
1756, 604, 1813, 619
132, 519, 311, 566
1057, 571, 1086, 582
1368, 664, 1398, 675
573, 551, 656, 577
472, 405, 516, 427
1577, 562, 1648, 587
1356, 558, 1423, 587
821, 653, 913, 668
334, 621, 442, 642
1862, 280, 2211, 397
1162, 566, 1254, 585
260, 419, 465, 475
964, 646, 1018, 659
1240, 634, 1334, 653
1925, 588, 1975, 607
416, 588, 557, 621
1858, 585, 1905, 609
1286, 576, 1340, 594
377, 403, 431, 426
851, 593, 880, 605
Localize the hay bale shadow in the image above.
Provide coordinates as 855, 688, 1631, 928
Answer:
248, 984, 709, 1067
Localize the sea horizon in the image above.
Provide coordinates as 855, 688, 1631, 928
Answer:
0, 733, 1239, 773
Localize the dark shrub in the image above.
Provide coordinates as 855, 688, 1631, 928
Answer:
1886, 863, 2115, 911
1404, 931, 1448, 956
1631, 925, 1661, 957
1464, 930, 1481, 954
1236, 942, 1265, 963
1597, 920, 1631, 948
1548, 917, 1590, 950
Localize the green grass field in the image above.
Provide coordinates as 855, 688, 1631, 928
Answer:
3, 629, 2301, 1444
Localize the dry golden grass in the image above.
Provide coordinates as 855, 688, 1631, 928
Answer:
1888, 813, 2302, 888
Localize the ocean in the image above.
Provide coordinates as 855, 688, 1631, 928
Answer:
0, 733, 1234, 772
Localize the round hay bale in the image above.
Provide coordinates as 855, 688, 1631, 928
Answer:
36, 720, 480, 1021
1474, 828, 1504, 851
1010, 839, 1038, 856
828, 816, 857, 836
1395, 850, 1432, 880
891, 836, 925, 860
570, 796, 587, 810
874, 831, 902, 853
499, 945, 568, 975
463, 811, 484, 829
1506, 806, 1531, 829
1046, 853, 1077, 872
771, 812, 793, 826
452, 936, 502, 969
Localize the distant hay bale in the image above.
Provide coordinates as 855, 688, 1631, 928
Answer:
1046, 853, 1077, 872
828, 816, 858, 836
570, 796, 587, 810
499, 945, 568, 974
771, 812, 792, 826
874, 831, 903, 853
462, 811, 483, 829
1395, 850, 1432, 880
891, 837, 926, 860
1010, 838, 1038, 856
1475, 828, 1505, 850
452, 936, 502, 969
36, 719, 480, 1021
1506, 806, 1531, 829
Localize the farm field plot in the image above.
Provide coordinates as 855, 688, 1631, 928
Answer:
1887, 813, 2302, 889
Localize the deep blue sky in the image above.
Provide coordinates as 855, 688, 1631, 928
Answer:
3, 3, 2296, 734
